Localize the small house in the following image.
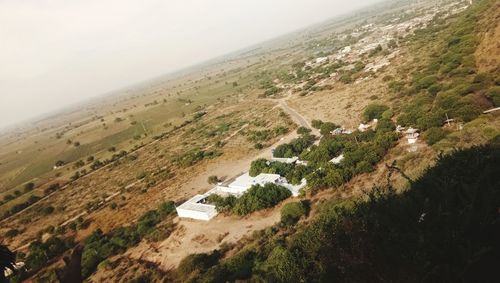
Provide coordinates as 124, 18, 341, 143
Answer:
176, 195, 217, 221
271, 156, 298, 164
358, 123, 371, 132
329, 153, 344, 164
405, 127, 420, 144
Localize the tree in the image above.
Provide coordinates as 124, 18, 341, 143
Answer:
281, 201, 307, 225
264, 246, 303, 282
24, 182, 35, 193
233, 183, 291, 215
363, 103, 389, 121
320, 122, 339, 136
423, 127, 447, 145
311, 120, 324, 129
5, 229, 19, 238
249, 159, 269, 177
297, 127, 311, 135
208, 175, 219, 185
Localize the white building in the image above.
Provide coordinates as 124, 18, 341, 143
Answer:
176, 194, 217, 221
280, 178, 307, 197
315, 57, 328, 64
271, 156, 298, 164
330, 153, 344, 164
358, 123, 371, 132
331, 128, 352, 135
219, 173, 281, 195
4, 262, 25, 278
405, 127, 420, 144
177, 172, 307, 220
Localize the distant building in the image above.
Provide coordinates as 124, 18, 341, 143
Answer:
330, 153, 344, 164
358, 123, 371, 132
315, 57, 328, 64
396, 125, 405, 133
358, 119, 377, 132
331, 128, 352, 135
271, 156, 298, 164
405, 127, 420, 144
4, 262, 25, 278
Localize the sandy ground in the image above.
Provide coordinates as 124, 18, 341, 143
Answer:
127, 208, 281, 270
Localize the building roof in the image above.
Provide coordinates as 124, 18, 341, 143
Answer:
271, 156, 298, 164
228, 173, 281, 190
177, 194, 216, 213
405, 127, 419, 134
330, 153, 344, 164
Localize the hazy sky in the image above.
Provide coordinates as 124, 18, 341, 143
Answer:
0, 0, 382, 128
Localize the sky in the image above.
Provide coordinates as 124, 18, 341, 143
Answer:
0, 0, 382, 129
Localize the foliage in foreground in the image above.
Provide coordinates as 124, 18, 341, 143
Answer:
177, 144, 500, 282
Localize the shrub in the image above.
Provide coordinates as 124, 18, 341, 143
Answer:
208, 175, 219, 185
273, 134, 315, 158
297, 127, 311, 135
339, 74, 353, 84
424, 127, 448, 145
233, 183, 291, 215
281, 201, 307, 225
158, 201, 176, 217
24, 182, 35, 193
319, 122, 340, 136
40, 206, 55, 215
363, 104, 389, 121
208, 194, 237, 213
5, 229, 19, 238
311, 120, 324, 129
486, 86, 500, 107
178, 251, 222, 279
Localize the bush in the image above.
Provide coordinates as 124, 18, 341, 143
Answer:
5, 229, 19, 238
40, 206, 55, 215
207, 194, 237, 213
486, 86, 500, 107
319, 122, 340, 136
158, 201, 176, 217
24, 182, 35, 193
339, 74, 353, 84
363, 104, 389, 121
311, 120, 324, 129
208, 175, 219, 185
281, 201, 307, 225
424, 127, 448, 145
233, 183, 291, 215
178, 251, 222, 279
25, 237, 70, 271
273, 134, 315, 158
297, 127, 311, 135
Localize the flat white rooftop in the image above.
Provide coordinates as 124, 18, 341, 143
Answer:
271, 156, 299, 164
228, 173, 281, 190
176, 194, 217, 221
